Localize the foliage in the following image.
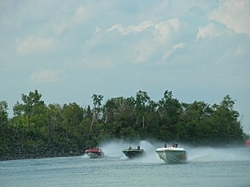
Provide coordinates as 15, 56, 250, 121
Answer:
0, 90, 245, 160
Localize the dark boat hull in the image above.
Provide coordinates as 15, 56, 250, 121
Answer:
122, 149, 144, 158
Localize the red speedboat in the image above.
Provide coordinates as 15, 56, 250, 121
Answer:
246, 126, 250, 147
246, 139, 250, 146
85, 148, 105, 158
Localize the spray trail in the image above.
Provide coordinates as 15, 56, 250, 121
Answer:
187, 146, 250, 162
99, 139, 162, 163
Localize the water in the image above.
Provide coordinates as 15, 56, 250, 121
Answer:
1, 141, 250, 187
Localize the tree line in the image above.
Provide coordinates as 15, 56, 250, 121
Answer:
0, 90, 245, 160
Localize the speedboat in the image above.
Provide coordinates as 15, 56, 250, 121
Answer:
122, 146, 144, 158
85, 148, 105, 158
245, 126, 250, 147
246, 139, 250, 146
156, 144, 187, 164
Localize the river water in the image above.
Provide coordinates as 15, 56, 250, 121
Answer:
1, 141, 250, 187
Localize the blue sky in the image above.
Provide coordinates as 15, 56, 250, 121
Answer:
1, 0, 250, 133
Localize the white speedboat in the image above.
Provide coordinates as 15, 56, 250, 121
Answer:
156, 144, 187, 164
85, 148, 105, 158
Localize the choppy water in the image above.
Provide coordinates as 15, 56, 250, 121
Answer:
1, 140, 250, 187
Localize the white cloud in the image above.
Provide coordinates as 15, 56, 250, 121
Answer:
162, 42, 186, 59
94, 26, 101, 34
153, 19, 181, 43
133, 41, 156, 63
17, 36, 59, 55
72, 6, 95, 25
233, 45, 247, 57
107, 21, 153, 35
173, 42, 185, 50
196, 22, 225, 39
52, 4, 100, 36
30, 69, 61, 83
107, 19, 183, 63
107, 18, 181, 40
210, 0, 250, 38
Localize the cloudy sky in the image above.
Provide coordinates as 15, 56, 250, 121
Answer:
1, 0, 249, 133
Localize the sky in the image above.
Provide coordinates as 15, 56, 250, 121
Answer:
0, 0, 250, 134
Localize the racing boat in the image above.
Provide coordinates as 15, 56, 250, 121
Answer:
122, 146, 144, 158
85, 148, 105, 158
246, 139, 250, 147
156, 144, 187, 164
246, 126, 250, 147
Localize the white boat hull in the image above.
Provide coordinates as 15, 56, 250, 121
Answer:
156, 148, 187, 164
86, 152, 104, 158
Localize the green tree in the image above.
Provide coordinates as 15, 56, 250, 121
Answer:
46, 103, 63, 143
157, 90, 181, 140
0, 101, 8, 127
209, 95, 242, 145
13, 90, 45, 130
90, 94, 103, 129
62, 102, 84, 139
135, 90, 150, 129
0, 101, 9, 148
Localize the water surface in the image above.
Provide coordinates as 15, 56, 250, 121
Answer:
1, 142, 249, 187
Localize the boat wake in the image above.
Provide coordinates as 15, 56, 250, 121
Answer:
83, 140, 250, 163
187, 146, 250, 162
99, 140, 161, 163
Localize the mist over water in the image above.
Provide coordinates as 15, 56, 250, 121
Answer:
88, 140, 250, 163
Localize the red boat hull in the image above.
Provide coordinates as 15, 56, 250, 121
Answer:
246, 139, 250, 146
85, 148, 104, 158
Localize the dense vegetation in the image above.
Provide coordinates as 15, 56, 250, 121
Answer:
0, 90, 245, 160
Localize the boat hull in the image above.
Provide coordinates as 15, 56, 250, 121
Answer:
156, 148, 187, 164
122, 149, 144, 158
246, 139, 250, 147
85, 148, 104, 158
